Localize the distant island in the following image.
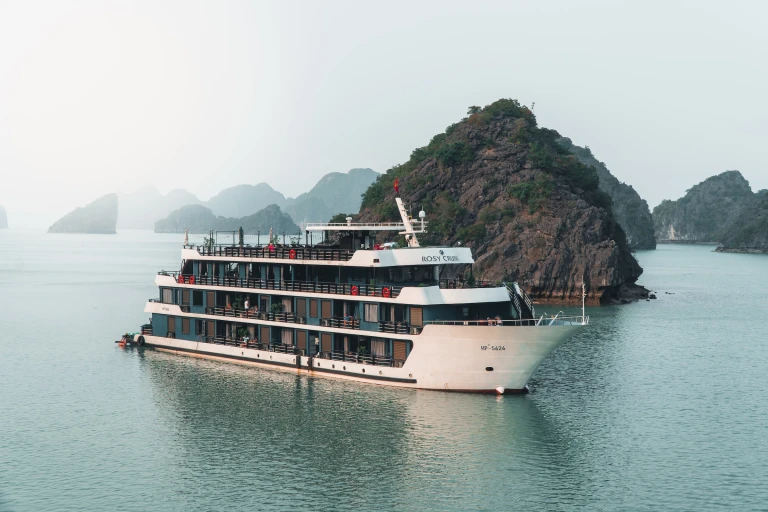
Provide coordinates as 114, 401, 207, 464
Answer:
0, 205, 7, 229
716, 190, 768, 253
48, 194, 118, 234
118, 187, 201, 230
558, 138, 656, 250
154, 203, 299, 235
653, 171, 759, 243
117, 168, 379, 230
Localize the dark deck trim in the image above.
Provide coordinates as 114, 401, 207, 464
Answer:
146, 342, 417, 384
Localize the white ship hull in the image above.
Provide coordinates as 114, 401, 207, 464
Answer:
140, 322, 581, 393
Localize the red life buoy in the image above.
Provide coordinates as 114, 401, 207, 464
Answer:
382, 287, 391, 298
177, 275, 183, 284
289, 249, 296, 259
189, 275, 195, 284
351, 285, 359, 296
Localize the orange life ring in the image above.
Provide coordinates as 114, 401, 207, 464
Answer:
382, 287, 391, 298
289, 249, 297, 259
177, 275, 183, 284
351, 285, 359, 296
189, 275, 195, 284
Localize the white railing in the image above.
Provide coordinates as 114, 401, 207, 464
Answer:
424, 315, 589, 327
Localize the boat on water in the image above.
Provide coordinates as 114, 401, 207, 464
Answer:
127, 197, 588, 394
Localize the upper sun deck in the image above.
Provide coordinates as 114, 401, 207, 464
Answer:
184, 244, 474, 267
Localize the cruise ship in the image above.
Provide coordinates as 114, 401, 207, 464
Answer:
129, 197, 588, 394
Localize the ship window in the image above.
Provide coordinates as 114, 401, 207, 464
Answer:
364, 303, 379, 322
195, 320, 204, 335
296, 299, 307, 316
162, 288, 173, 304
182, 289, 190, 305
167, 316, 176, 333
193, 290, 203, 306
181, 318, 190, 334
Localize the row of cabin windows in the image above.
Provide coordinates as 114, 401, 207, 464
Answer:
164, 316, 411, 357
162, 288, 204, 306
161, 288, 422, 327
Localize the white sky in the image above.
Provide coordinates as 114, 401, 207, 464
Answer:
1, 0, 766, 228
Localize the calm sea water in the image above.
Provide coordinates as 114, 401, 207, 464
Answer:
1, 231, 767, 511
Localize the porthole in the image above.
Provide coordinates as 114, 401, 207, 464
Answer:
379, 371, 383, 376
270, 356, 273, 360
317, 362, 320, 366
332, 364, 335, 369
409, 374, 413, 378
343, 366, 346, 370
257, 354, 260, 358
362, 369, 365, 373
486, 367, 494, 372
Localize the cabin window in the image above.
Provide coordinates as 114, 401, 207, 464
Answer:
281, 330, 293, 346
182, 289, 190, 305
410, 307, 423, 327
371, 338, 386, 356
309, 299, 318, 318
364, 303, 379, 322
296, 330, 307, 351
162, 288, 173, 304
181, 318, 190, 334
321, 300, 332, 319
296, 299, 307, 316
193, 290, 203, 306
167, 316, 176, 333
195, 320, 204, 335
206, 291, 214, 308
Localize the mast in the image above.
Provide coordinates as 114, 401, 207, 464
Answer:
396, 197, 421, 247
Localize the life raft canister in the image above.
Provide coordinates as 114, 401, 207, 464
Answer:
289, 249, 297, 259
177, 275, 184, 284
382, 287, 391, 298
351, 285, 359, 296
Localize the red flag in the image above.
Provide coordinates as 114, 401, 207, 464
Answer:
394, 178, 400, 195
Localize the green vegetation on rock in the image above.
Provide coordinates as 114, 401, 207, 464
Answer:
357, 98, 644, 304
558, 137, 656, 249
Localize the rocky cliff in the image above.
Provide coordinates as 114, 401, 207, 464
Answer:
48, 194, 118, 234
558, 138, 656, 249
0, 205, 7, 228
653, 171, 756, 242
357, 99, 645, 304
716, 191, 768, 253
154, 204, 299, 234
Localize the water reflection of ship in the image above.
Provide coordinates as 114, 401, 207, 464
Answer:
138, 351, 592, 509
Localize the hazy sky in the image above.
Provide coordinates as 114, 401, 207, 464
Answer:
1, 0, 766, 228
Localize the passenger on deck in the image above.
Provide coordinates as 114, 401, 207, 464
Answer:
495, 315, 502, 326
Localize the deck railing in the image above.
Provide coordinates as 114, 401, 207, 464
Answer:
162, 272, 402, 299
195, 245, 355, 261
438, 279, 498, 289
378, 321, 410, 334
424, 315, 589, 327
